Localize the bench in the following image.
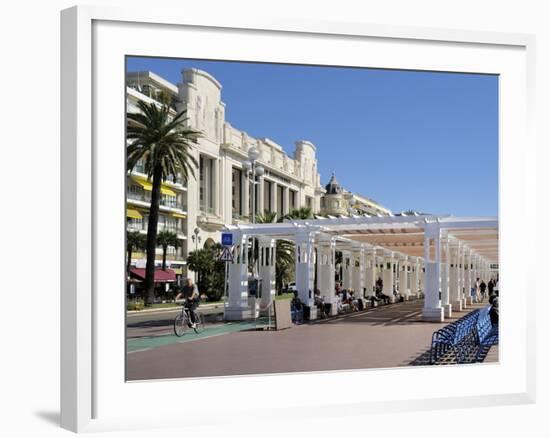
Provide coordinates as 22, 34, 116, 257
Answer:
430, 305, 498, 364
473, 305, 499, 361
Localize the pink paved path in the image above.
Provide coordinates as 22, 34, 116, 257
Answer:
127, 299, 497, 381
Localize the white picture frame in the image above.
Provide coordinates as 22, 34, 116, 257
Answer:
60, 5, 536, 433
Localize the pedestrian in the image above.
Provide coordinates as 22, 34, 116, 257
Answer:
488, 278, 495, 295
480, 280, 487, 302
489, 294, 499, 328
474, 277, 481, 303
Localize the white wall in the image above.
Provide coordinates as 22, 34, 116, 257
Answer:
1, 1, 547, 437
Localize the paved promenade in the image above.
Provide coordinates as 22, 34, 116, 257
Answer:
126, 299, 497, 381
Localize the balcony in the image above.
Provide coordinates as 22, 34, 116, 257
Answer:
127, 224, 187, 237
131, 251, 186, 262
127, 191, 187, 211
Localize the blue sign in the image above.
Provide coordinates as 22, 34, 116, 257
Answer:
221, 233, 233, 246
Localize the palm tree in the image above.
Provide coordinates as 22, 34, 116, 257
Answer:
284, 207, 313, 221
254, 211, 296, 293
127, 100, 200, 305
156, 230, 180, 271
126, 231, 146, 275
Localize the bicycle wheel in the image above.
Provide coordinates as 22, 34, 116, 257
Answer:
174, 312, 188, 337
192, 312, 204, 334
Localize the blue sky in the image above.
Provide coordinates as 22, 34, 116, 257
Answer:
127, 57, 498, 216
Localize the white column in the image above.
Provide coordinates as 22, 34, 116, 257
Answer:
382, 252, 395, 303
342, 249, 354, 290
283, 186, 290, 215
364, 248, 376, 298
270, 182, 277, 215
449, 243, 462, 311
225, 232, 251, 321
418, 262, 425, 296
440, 237, 452, 317
398, 255, 410, 300
258, 237, 276, 310
352, 245, 364, 296
212, 158, 220, 216
295, 231, 316, 318
257, 177, 264, 216
422, 224, 444, 322
464, 250, 473, 306
241, 171, 249, 219
317, 237, 337, 315
459, 246, 467, 308
409, 257, 418, 298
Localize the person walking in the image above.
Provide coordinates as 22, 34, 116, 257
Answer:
474, 278, 481, 303
488, 278, 495, 295
480, 280, 487, 302
489, 293, 499, 328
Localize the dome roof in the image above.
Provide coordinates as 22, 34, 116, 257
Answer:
325, 173, 343, 195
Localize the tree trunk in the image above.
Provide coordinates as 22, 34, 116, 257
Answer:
162, 245, 167, 271
144, 165, 163, 306
127, 246, 132, 275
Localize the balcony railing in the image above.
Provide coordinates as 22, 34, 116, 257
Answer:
127, 225, 187, 235
199, 205, 215, 215
127, 192, 187, 210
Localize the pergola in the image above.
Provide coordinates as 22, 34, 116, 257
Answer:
222, 213, 498, 322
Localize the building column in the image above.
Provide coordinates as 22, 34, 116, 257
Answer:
283, 186, 290, 216
409, 257, 419, 298
440, 236, 452, 317
459, 245, 467, 308
418, 262, 425, 297
316, 237, 337, 315
449, 243, 462, 311
382, 252, 395, 303
398, 255, 410, 300
342, 249, 354, 290
257, 177, 264, 215
258, 237, 276, 310
212, 158, 220, 216
225, 232, 252, 321
270, 182, 277, 215
295, 231, 316, 318
352, 245, 365, 296
364, 248, 376, 299
422, 224, 444, 322
241, 170, 250, 219
464, 250, 473, 306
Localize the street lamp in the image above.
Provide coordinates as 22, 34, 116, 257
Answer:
243, 146, 265, 278
191, 227, 201, 251
242, 146, 265, 224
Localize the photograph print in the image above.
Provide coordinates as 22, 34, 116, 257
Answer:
125, 57, 499, 381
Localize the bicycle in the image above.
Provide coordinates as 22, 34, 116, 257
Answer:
173, 299, 204, 336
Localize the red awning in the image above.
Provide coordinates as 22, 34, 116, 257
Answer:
130, 268, 176, 283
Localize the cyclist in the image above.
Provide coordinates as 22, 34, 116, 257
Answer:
175, 278, 200, 328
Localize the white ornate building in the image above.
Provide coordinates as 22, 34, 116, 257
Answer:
320, 173, 391, 217
126, 69, 326, 278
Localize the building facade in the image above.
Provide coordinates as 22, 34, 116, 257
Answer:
320, 173, 391, 217
126, 68, 326, 278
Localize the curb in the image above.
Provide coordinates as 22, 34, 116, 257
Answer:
127, 303, 224, 315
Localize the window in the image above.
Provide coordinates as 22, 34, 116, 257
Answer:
290, 190, 297, 210
277, 185, 284, 216
232, 168, 242, 215
199, 155, 214, 213
127, 217, 143, 231
264, 180, 272, 212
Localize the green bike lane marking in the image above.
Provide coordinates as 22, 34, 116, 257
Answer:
127, 320, 264, 353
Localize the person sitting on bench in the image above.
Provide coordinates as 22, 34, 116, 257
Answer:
314, 288, 327, 318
